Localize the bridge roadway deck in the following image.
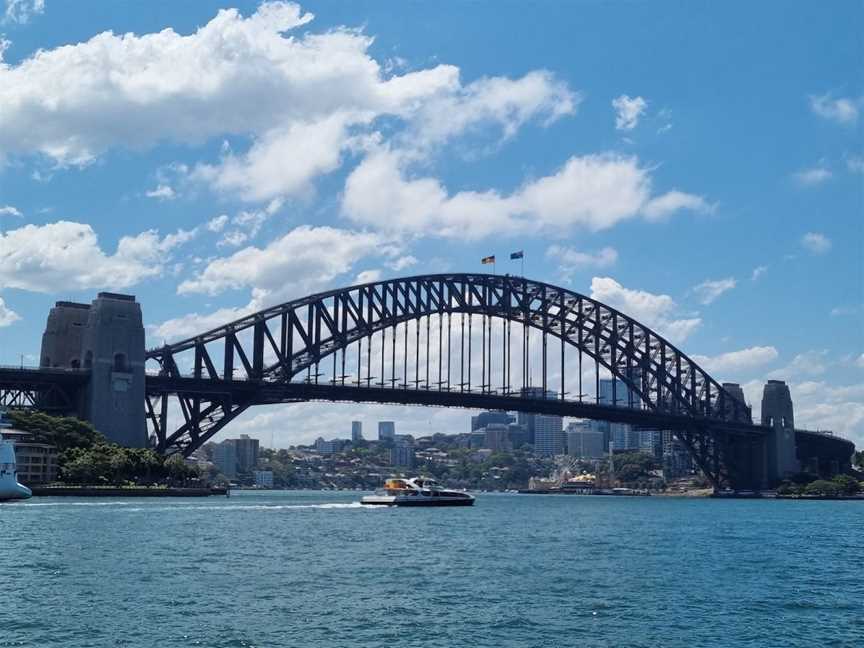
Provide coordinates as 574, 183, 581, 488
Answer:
0, 366, 90, 393
144, 374, 769, 437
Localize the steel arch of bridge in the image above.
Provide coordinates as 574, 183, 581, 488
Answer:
145, 274, 757, 487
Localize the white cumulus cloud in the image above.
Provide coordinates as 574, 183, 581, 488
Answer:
145, 184, 176, 200
589, 276, 701, 344
177, 225, 387, 309
206, 214, 229, 233
0, 296, 20, 327
691, 346, 779, 376
692, 277, 736, 305
0, 2, 576, 207
547, 245, 618, 279
612, 94, 647, 131
793, 166, 831, 187
801, 232, 831, 255
809, 93, 860, 125
342, 150, 710, 239
2, 0, 45, 25
0, 221, 195, 292
0, 205, 22, 217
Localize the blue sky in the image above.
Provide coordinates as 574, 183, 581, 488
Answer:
0, 0, 861, 446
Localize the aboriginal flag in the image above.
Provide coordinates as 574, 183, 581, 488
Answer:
481, 255, 495, 264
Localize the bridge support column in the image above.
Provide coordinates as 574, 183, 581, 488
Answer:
40, 294, 147, 446
761, 381, 799, 485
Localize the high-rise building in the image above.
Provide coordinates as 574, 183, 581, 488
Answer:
469, 430, 486, 449
481, 424, 512, 452
508, 423, 530, 450
471, 411, 515, 431
598, 377, 637, 409
534, 414, 564, 456
637, 429, 662, 457
234, 435, 259, 472
378, 421, 396, 441
390, 437, 415, 468
662, 430, 694, 478
517, 387, 558, 446
599, 378, 642, 451
351, 421, 364, 442
566, 422, 605, 459
212, 440, 238, 479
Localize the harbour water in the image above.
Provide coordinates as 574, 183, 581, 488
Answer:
2, 491, 862, 647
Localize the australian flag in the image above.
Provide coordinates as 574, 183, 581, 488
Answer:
510, 250, 524, 260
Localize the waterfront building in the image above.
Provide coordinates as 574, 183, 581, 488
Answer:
378, 421, 396, 441
566, 423, 605, 459
661, 431, 694, 478
212, 440, 238, 479
0, 427, 58, 484
234, 435, 260, 472
471, 411, 514, 431
351, 421, 363, 442
253, 470, 274, 488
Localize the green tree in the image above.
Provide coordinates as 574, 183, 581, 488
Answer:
8, 411, 104, 451
804, 480, 841, 497
776, 481, 801, 496
831, 474, 861, 495
165, 453, 198, 484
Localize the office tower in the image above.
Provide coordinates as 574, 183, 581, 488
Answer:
351, 421, 364, 442
566, 422, 605, 459
471, 411, 515, 431
390, 437, 415, 468
378, 421, 396, 441
234, 435, 260, 472
533, 414, 564, 456
517, 387, 558, 446
212, 440, 238, 478
481, 424, 512, 452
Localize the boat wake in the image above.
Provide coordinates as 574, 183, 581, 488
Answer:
17, 500, 373, 511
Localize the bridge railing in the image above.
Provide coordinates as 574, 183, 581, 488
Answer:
0, 364, 90, 375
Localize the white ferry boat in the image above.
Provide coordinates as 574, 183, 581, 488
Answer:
361, 477, 474, 507
0, 410, 32, 501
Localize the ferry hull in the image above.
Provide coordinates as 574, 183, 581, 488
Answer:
0, 482, 32, 501
361, 496, 474, 507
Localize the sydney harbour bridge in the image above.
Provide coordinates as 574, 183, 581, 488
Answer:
0, 273, 854, 491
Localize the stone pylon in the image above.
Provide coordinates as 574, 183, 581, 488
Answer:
761, 380, 799, 483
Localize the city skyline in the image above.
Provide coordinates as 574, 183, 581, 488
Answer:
0, 1, 860, 448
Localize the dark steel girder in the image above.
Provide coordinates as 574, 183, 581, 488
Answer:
143, 274, 757, 468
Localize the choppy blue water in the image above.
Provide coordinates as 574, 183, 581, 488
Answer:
2, 491, 862, 647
